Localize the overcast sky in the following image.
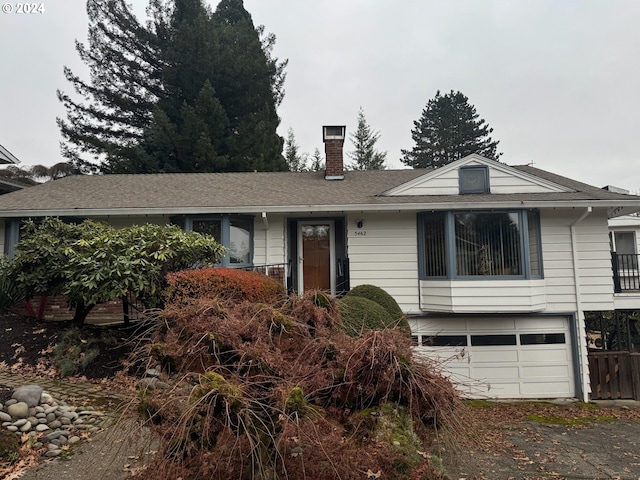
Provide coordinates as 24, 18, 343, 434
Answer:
1, 1, 640, 191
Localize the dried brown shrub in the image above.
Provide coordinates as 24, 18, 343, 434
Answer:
131, 276, 459, 480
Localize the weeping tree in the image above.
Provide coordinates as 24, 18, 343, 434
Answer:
58, 0, 288, 174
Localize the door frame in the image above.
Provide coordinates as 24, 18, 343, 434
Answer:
286, 217, 348, 296
297, 220, 336, 295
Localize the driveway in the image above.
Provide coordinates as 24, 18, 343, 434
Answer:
441, 401, 640, 480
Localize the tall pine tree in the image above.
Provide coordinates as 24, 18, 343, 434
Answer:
57, 0, 287, 173
284, 128, 306, 172
348, 107, 386, 170
401, 90, 501, 169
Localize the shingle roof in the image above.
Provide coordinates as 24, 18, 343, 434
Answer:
0, 166, 638, 217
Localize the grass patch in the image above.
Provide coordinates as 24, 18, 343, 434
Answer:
525, 414, 591, 426
464, 399, 494, 408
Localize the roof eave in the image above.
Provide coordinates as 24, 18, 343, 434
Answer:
3, 199, 640, 218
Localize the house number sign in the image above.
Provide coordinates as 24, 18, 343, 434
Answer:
354, 230, 367, 236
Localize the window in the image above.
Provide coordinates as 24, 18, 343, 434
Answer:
459, 166, 490, 194
419, 210, 542, 279
188, 215, 253, 267
470, 334, 517, 346
520, 333, 565, 345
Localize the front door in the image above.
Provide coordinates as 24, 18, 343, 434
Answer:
298, 221, 335, 294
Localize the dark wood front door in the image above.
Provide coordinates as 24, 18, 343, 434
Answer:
299, 222, 334, 293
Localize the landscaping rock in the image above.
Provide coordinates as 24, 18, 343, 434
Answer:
7, 402, 29, 419
12, 385, 44, 407
0, 384, 112, 462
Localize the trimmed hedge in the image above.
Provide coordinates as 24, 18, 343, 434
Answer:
337, 295, 395, 337
345, 284, 404, 320
165, 267, 286, 305
344, 284, 410, 334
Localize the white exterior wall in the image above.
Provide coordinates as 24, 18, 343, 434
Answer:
420, 280, 546, 313
541, 208, 614, 313
253, 214, 286, 267
346, 212, 420, 313
342, 208, 614, 317
392, 160, 564, 196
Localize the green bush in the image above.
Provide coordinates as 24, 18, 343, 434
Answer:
344, 284, 410, 334
337, 296, 394, 337
53, 326, 113, 377
0, 256, 23, 314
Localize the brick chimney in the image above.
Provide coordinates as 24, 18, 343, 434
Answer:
323, 125, 346, 180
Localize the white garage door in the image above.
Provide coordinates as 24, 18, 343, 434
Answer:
411, 316, 575, 399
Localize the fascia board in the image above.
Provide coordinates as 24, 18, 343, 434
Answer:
4, 199, 640, 218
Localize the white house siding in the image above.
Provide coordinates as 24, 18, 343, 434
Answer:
346, 212, 420, 313
419, 280, 546, 313
253, 214, 286, 267
392, 160, 562, 196
540, 209, 614, 313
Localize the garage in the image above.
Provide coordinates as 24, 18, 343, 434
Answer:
410, 315, 575, 399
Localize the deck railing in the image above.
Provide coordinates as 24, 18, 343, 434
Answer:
237, 262, 288, 288
612, 252, 640, 292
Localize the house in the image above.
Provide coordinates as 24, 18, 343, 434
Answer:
2, 126, 640, 401
0, 143, 19, 165
0, 142, 31, 195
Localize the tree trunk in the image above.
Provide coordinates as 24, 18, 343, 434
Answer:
72, 300, 95, 326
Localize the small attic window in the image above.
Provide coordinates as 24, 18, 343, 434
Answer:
459, 165, 490, 194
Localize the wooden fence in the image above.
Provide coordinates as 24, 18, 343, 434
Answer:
588, 351, 640, 399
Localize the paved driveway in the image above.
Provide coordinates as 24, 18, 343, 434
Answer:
441, 402, 640, 480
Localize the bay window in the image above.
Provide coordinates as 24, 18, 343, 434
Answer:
419, 210, 542, 279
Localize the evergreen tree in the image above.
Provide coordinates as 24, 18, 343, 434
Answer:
57, 0, 287, 173
401, 90, 501, 169
309, 148, 324, 172
284, 128, 306, 172
348, 107, 386, 170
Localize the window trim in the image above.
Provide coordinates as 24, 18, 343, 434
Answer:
459, 165, 490, 194
418, 209, 543, 280
185, 214, 254, 268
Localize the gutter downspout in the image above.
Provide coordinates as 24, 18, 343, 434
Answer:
570, 206, 592, 402
262, 212, 269, 270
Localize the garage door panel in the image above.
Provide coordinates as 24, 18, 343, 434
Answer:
521, 381, 572, 396
521, 365, 570, 378
474, 366, 520, 379
514, 317, 568, 330
485, 382, 522, 396
519, 349, 569, 362
471, 350, 519, 363
468, 318, 517, 330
